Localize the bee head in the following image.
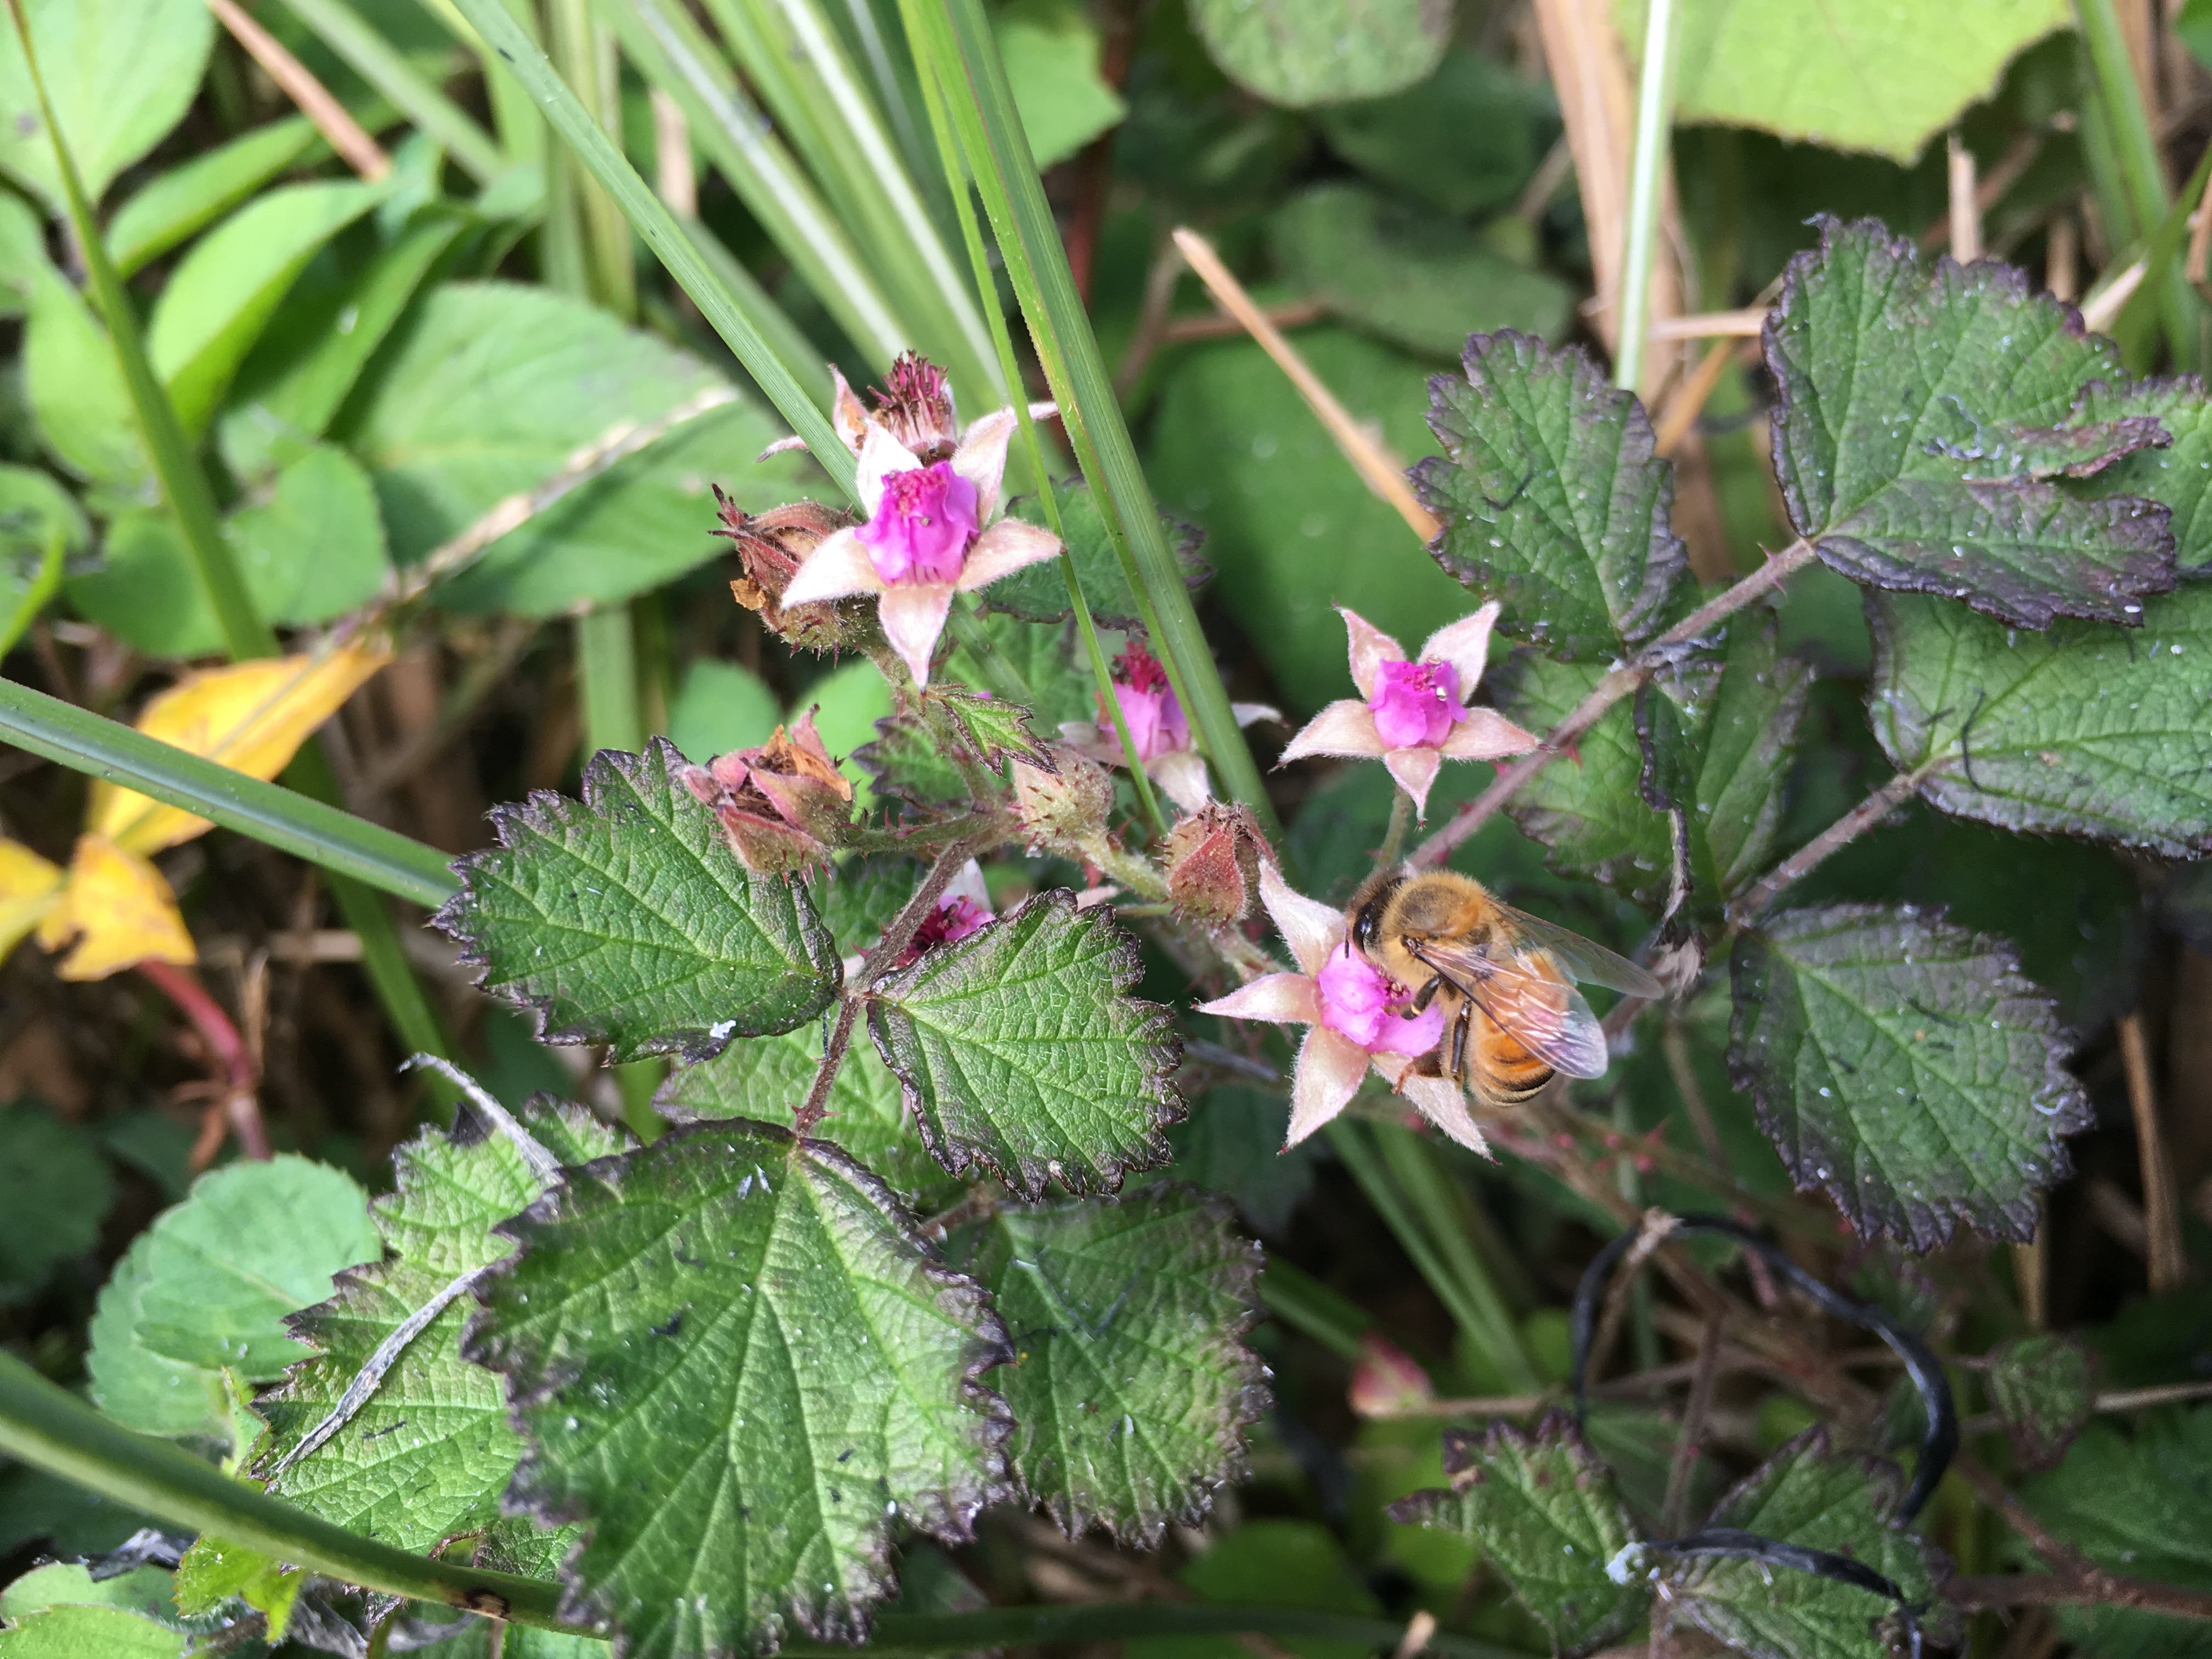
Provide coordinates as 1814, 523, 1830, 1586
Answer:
1350, 874, 1402, 955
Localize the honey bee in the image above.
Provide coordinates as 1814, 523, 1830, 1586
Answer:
1348, 869, 1662, 1105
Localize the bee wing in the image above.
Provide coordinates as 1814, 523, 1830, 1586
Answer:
1403, 939, 1613, 1080
1491, 902, 1662, 998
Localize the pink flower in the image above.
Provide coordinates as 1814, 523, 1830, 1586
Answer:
780, 363, 1062, 689
1197, 863, 1488, 1154
1278, 603, 1539, 820
897, 859, 994, 966
1060, 641, 1276, 814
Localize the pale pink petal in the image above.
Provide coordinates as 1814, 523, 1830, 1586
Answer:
1231, 702, 1281, 727
950, 407, 1018, 522
957, 518, 1062, 589
1278, 701, 1386, 765
1074, 885, 1119, 910
1441, 709, 1541, 760
1384, 746, 1443, 820
855, 421, 923, 511
877, 583, 957, 688
1057, 718, 1115, 759
1418, 601, 1503, 695
1257, 861, 1347, 978
1026, 398, 1059, 422
943, 857, 992, 915
1396, 1070, 1493, 1156
1340, 607, 1407, 702
781, 529, 884, 606
1198, 972, 1322, 1025
1148, 748, 1214, 813
758, 433, 808, 461
1288, 1028, 1368, 1146
831, 368, 872, 456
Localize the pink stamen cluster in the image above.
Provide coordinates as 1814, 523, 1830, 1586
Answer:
1316, 945, 1444, 1055
857, 462, 978, 584
1111, 641, 1189, 761
1369, 659, 1468, 749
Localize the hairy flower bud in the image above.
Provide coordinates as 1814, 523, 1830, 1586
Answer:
1163, 802, 1268, 926
1011, 744, 1114, 857
680, 712, 854, 875
713, 492, 862, 653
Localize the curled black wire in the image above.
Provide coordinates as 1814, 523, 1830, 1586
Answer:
1568, 1212, 1958, 1523
1647, 1528, 1925, 1659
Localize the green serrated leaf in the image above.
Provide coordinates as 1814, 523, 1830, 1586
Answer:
868, 892, 1181, 1199
2021, 1407, 2212, 1658
1416, 331, 1687, 658
1984, 1333, 2096, 1474
2069, 376, 2212, 574
1188, 0, 1447, 108
172, 1536, 300, 1642
1728, 903, 2092, 1250
465, 1120, 1013, 1659
1664, 1427, 1951, 1659
1767, 217, 2177, 629
991, 479, 1208, 631
657, 1029, 960, 1209
439, 738, 842, 1063
1272, 184, 1572, 358
936, 688, 1050, 772
1689, 619, 1813, 895
1388, 1413, 1647, 1657
0, 1101, 112, 1304
962, 1186, 1266, 1542
1869, 586, 2212, 857
943, 612, 1098, 735
88, 1157, 379, 1443
256, 1101, 627, 1552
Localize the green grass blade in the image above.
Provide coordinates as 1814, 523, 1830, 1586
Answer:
902, 0, 1274, 828
0, 677, 459, 910
452, 0, 855, 493
275, 0, 512, 183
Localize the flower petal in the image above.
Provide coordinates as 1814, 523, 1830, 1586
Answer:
1396, 1069, 1492, 1156
1441, 708, 1541, 760
1148, 748, 1215, 813
855, 420, 923, 511
877, 583, 958, 689
1288, 1027, 1368, 1146
1340, 607, 1406, 702
831, 368, 873, 456
1278, 700, 1386, 765
1198, 971, 1323, 1025
1257, 859, 1346, 978
951, 407, 1018, 522
1231, 701, 1282, 727
781, 528, 884, 606
1419, 600, 1503, 695
1384, 746, 1442, 820
957, 517, 1062, 589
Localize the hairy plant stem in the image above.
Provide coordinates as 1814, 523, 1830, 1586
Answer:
1376, 789, 1413, 867
1724, 765, 1926, 929
1409, 539, 1815, 870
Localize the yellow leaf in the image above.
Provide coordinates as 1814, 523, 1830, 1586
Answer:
43, 834, 196, 981
0, 838, 67, 962
91, 642, 392, 856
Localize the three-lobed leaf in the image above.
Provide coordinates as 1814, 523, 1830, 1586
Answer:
1766, 217, 2177, 629
1729, 902, 2092, 1250
1417, 331, 1687, 658
1869, 586, 2212, 857
466, 1120, 1014, 1659
438, 738, 841, 1063
1390, 1414, 1647, 1656
256, 1100, 627, 1553
963, 1186, 1267, 1543
868, 892, 1182, 1199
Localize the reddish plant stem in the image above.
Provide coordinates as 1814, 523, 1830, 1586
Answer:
1409, 539, 1816, 870
1723, 765, 1925, 929
137, 960, 270, 1160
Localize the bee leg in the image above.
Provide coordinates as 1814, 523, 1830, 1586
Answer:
1409, 974, 1445, 1014
1449, 998, 1474, 1084
1409, 1051, 1446, 1078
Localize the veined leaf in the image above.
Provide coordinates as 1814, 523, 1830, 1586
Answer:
1416, 331, 1687, 658
1389, 1414, 1647, 1657
1189, 0, 1448, 107
964, 1186, 1267, 1542
438, 740, 841, 1063
1767, 217, 2177, 629
1984, 1333, 2095, 1474
1664, 1427, 1952, 1659
868, 891, 1181, 1199
88, 1158, 379, 1443
1728, 903, 2092, 1250
1869, 586, 2212, 857
256, 1100, 627, 1553
2068, 376, 2212, 574
465, 1120, 1013, 1659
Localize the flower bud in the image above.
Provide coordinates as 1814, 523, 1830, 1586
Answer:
681, 712, 854, 875
713, 492, 863, 654
870, 352, 960, 462
1011, 744, 1114, 857
1348, 1334, 1434, 1419
1163, 802, 1268, 927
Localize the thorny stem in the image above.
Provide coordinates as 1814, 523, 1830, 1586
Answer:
1723, 765, 1926, 929
1409, 538, 1817, 871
